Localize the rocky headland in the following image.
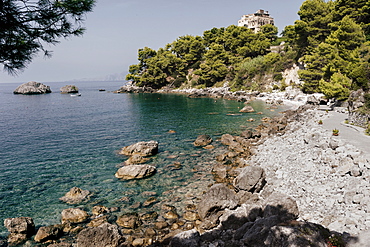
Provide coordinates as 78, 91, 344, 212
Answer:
3, 86, 370, 246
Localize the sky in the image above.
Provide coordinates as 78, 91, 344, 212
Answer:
0, 0, 306, 84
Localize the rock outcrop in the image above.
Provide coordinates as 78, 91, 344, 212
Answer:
197, 183, 238, 220
4, 217, 35, 245
13, 81, 51, 94
115, 85, 155, 93
60, 85, 79, 93
347, 89, 370, 128
34, 225, 62, 243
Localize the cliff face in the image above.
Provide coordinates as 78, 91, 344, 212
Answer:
282, 63, 302, 86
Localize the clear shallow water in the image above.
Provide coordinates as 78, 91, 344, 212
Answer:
0, 81, 285, 236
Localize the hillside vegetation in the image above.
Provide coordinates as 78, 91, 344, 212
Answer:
126, 0, 370, 102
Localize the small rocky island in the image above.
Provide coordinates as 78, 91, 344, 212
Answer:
60, 85, 79, 94
13, 81, 51, 95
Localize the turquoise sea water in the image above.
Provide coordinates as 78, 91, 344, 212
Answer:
0, 81, 284, 236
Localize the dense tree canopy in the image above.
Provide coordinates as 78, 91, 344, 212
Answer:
126, 25, 281, 90
0, 0, 95, 73
127, 0, 370, 100
283, 0, 370, 99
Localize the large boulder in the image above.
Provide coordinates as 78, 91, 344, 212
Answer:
193, 134, 213, 147
241, 220, 331, 247
77, 223, 125, 247
115, 164, 156, 180
119, 141, 158, 157
221, 134, 235, 146
60, 85, 78, 93
59, 187, 92, 204
4, 217, 35, 245
233, 166, 266, 193
198, 183, 238, 220
61, 208, 89, 224
170, 229, 200, 247
13, 81, 51, 94
34, 225, 62, 243
263, 192, 299, 221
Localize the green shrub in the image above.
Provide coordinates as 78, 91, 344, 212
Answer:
364, 93, 370, 109
273, 72, 283, 81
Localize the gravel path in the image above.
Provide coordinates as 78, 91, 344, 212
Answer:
321, 109, 370, 160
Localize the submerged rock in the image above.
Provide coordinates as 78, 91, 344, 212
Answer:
59, 187, 92, 204
239, 105, 255, 113
60, 85, 79, 93
116, 213, 141, 229
115, 164, 156, 180
124, 154, 151, 165
193, 134, 213, 147
119, 141, 159, 157
13, 81, 51, 94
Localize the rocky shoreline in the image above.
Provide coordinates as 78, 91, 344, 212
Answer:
3, 86, 370, 246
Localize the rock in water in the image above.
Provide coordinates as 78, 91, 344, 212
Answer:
4, 217, 35, 245
34, 225, 62, 242
239, 105, 255, 113
115, 164, 156, 180
13, 81, 51, 94
60, 85, 79, 93
119, 141, 159, 157
59, 187, 92, 204
61, 208, 89, 224
193, 134, 213, 147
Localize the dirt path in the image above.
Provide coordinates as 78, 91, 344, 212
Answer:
320, 109, 370, 160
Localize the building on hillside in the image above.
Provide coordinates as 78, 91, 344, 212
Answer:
237, 9, 274, 33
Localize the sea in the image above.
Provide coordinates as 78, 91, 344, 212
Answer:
0, 81, 285, 236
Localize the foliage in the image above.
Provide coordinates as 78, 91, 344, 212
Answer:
126, 0, 370, 98
319, 72, 351, 100
287, 0, 335, 56
289, 0, 370, 98
334, 0, 370, 40
127, 25, 276, 89
0, 0, 95, 74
